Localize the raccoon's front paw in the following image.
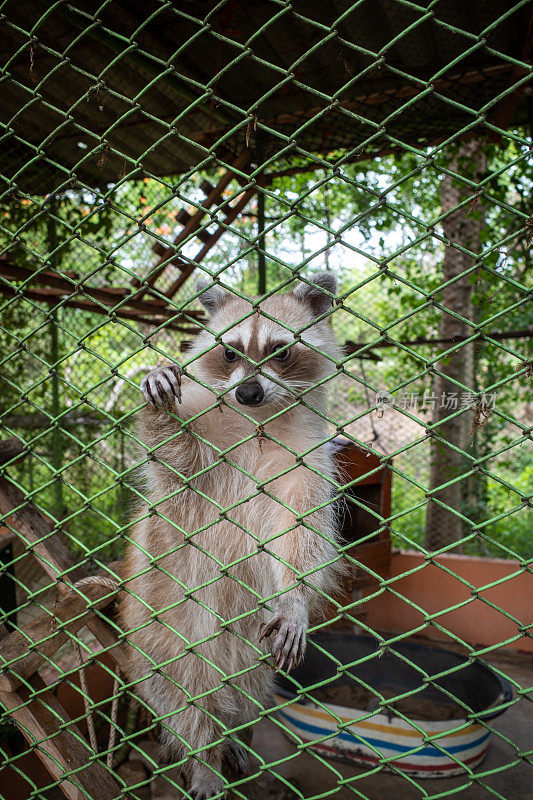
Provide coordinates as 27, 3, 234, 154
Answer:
141, 364, 183, 408
260, 611, 307, 674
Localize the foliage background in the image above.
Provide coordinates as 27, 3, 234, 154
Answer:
1, 138, 531, 565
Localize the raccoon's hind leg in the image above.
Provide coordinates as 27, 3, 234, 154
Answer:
169, 720, 224, 800
163, 706, 225, 799
188, 713, 254, 794
149, 676, 225, 799
188, 760, 224, 800
224, 727, 252, 776
222, 673, 265, 779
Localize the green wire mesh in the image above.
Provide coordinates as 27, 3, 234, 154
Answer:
0, 1, 532, 799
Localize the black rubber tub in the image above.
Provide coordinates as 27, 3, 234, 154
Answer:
274, 632, 511, 777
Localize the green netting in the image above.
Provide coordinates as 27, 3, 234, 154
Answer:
0, 2, 531, 799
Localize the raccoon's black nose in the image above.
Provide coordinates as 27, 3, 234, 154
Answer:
235, 381, 264, 406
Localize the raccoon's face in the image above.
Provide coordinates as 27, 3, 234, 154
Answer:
192, 274, 339, 410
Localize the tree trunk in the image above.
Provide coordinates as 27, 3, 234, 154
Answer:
425, 140, 486, 551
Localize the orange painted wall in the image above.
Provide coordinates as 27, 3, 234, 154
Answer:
363, 550, 533, 653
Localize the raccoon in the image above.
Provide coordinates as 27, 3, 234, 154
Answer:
120, 273, 343, 798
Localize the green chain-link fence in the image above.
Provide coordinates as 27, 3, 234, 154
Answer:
0, 2, 531, 799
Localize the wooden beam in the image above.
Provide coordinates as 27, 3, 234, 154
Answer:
165, 185, 257, 298
0, 262, 164, 310
134, 150, 251, 297
151, 241, 188, 271
0, 437, 25, 466
171, 209, 211, 243
0, 477, 86, 589
0, 675, 121, 800
0, 478, 129, 674
0, 280, 200, 333
200, 180, 214, 196
0, 574, 119, 692
0, 262, 203, 320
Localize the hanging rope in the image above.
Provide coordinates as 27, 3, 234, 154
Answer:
66, 576, 121, 765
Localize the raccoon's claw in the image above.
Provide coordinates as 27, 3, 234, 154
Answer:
141, 364, 183, 408
224, 739, 249, 776
188, 764, 224, 799
260, 612, 307, 674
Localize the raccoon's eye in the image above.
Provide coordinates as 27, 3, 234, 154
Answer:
272, 344, 290, 361
223, 348, 238, 363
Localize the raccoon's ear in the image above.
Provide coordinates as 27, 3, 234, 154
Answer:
293, 272, 337, 317
196, 279, 229, 313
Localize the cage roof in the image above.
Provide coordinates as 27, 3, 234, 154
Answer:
1, 0, 531, 194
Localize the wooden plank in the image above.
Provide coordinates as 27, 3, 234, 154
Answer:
165, 185, 257, 297
0, 526, 16, 546
0, 262, 190, 314
0, 478, 129, 674
0, 477, 86, 588
0, 281, 199, 333
150, 246, 189, 272
0, 262, 204, 321
0, 578, 119, 692
0, 675, 121, 800
151, 241, 169, 259
134, 150, 250, 296
200, 179, 214, 196
173, 208, 222, 243
0, 484, 128, 797
150, 150, 250, 272
0, 437, 25, 466
150, 209, 210, 266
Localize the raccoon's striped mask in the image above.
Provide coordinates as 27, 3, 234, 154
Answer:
193, 273, 340, 409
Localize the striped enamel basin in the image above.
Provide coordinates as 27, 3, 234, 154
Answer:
274, 633, 511, 778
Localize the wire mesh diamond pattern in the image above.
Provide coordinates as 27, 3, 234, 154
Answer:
0, 2, 531, 800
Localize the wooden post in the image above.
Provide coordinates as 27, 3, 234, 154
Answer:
46, 199, 64, 520
257, 190, 266, 295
